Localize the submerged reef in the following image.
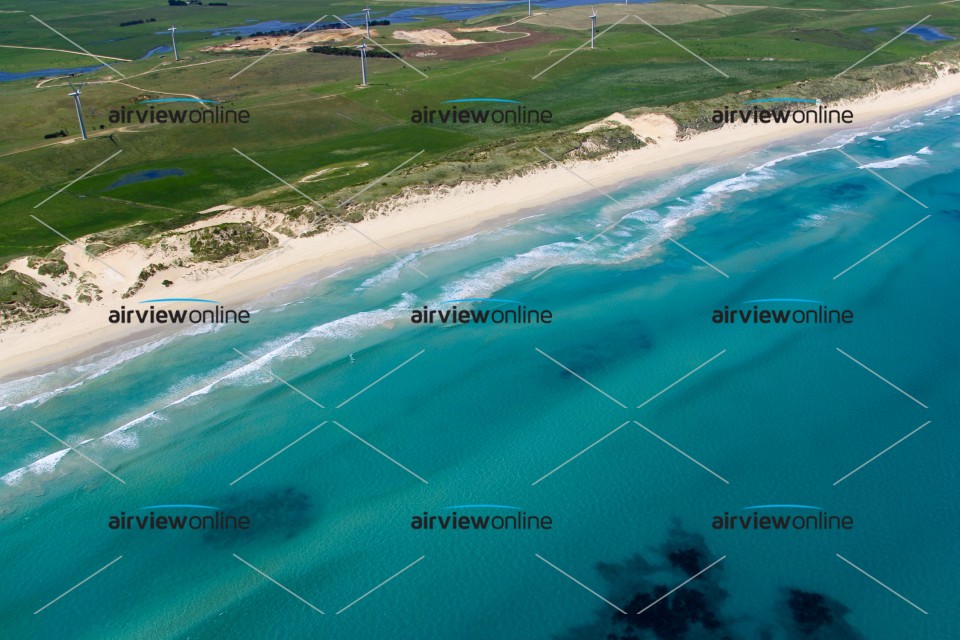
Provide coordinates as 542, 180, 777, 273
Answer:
203, 486, 313, 546
784, 589, 862, 639
556, 524, 863, 640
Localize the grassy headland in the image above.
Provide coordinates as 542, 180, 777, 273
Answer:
1, 0, 959, 267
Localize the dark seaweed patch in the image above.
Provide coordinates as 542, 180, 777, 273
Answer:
822, 182, 868, 200
203, 487, 313, 546
552, 320, 652, 381
789, 590, 834, 634
667, 547, 703, 577
556, 524, 864, 639
785, 588, 862, 639
557, 526, 731, 640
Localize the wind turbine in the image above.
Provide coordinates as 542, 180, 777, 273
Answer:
168, 26, 179, 61
590, 8, 597, 50
363, 8, 371, 37
67, 81, 88, 140
527, 0, 532, 16
358, 41, 368, 86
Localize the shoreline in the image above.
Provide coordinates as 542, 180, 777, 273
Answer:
2, 70, 959, 382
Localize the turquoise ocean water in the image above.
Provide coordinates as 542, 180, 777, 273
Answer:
2, 100, 958, 639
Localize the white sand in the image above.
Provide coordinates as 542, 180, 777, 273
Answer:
2, 70, 959, 380
393, 29, 478, 46
578, 112, 678, 143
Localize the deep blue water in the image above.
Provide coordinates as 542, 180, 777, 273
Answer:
140, 45, 173, 59
205, 19, 323, 37
0, 44, 171, 83
361, 0, 656, 23
906, 25, 954, 42
106, 168, 186, 190
0, 65, 104, 83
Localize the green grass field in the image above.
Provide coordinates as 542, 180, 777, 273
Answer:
2, 0, 960, 262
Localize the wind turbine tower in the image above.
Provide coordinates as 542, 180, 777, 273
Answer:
67, 82, 88, 140
590, 8, 597, 50
363, 8, 372, 37
358, 41, 368, 86
527, 0, 532, 16
168, 26, 179, 61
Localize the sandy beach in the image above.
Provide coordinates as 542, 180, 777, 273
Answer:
3, 69, 959, 382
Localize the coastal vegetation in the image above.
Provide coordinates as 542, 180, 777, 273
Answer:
0, 270, 66, 326
186, 222, 276, 262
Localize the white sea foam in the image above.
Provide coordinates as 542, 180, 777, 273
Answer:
470, 155, 794, 291
436, 240, 599, 303
359, 169, 719, 297
432, 191, 724, 304
164, 358, 271, 407
180, 321, 226, 337
0, 335, 178, 411
356, 253, 420, 291
2, 449, 71, 486
0, 466, 26, 486
354, 229, 522, 293
146, 292, 420, 412
752, 146, 833, 173
0, 379, 86, 413
858, 154, 924, 169
100, 430, 139, 450
822, 116, 922, 149
0, 275, 333, 412
305, 293, 414, 340
3, 357, 270, 487
822, 128, 877, 147
595, 166, 717, 223
796, 213, 829, 229
924, 102, 957, 117
424, 231, 490, 252
514, 136, 889, 280
99, 411, 164, 450
624, 209, 662, 224
650, 161, 780, 229
533, 220, 586, 236
588, 157, 790, 257
888, 119, 925, 132
27, 449, 70, 474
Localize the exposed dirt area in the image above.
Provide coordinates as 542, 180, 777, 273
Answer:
393, 29, 478, 46
203, 28, 372, 53
408, 29, 560, 61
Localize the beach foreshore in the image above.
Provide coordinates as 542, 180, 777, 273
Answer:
2, 70, 959, 382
